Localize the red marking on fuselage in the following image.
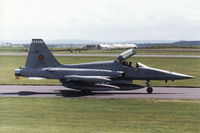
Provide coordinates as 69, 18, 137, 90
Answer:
38, 55, 44, 61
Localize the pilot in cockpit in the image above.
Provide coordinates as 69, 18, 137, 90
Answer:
128, 61, 133, 66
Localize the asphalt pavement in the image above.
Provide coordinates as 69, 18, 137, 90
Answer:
0, 85, 199, 99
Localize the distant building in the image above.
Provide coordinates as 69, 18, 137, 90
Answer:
1, 42, 12, 46
97, 43, 137, 49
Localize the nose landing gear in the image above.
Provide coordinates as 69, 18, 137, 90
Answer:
146, 80, 153, 94
147, 87, 153, 94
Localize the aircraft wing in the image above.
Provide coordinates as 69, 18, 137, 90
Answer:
64, 75, 111, 83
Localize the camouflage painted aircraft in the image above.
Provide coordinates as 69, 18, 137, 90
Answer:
15, 39, 193, 94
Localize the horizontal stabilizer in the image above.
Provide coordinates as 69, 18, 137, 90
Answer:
64, 75, 111, 83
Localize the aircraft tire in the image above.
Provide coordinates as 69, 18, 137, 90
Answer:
147, 87, 153, 94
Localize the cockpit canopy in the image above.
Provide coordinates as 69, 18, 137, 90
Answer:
117, 49, 136, 61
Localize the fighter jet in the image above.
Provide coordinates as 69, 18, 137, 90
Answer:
14, 39, 193, 94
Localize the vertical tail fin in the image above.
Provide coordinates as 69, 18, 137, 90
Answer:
25, 39, 60, 68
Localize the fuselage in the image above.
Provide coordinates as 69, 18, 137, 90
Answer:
15, 60, 192, 81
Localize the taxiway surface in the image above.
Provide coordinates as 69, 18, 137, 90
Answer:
0, 85, 199, 99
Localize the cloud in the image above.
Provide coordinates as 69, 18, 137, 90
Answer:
1, 0, 200, 41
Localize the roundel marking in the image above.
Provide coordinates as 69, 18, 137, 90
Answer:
38, 54, 45, 61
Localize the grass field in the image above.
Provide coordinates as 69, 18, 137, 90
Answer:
0, 55, 199, 87
0, 55, 199, 133
50, 48, 200, 55
0, 98, 199, 133
137, 48, 200, 55
0, 46, 25, 53
1, 46, 200, 55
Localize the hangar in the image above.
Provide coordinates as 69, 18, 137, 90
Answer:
97, 43, 137, 49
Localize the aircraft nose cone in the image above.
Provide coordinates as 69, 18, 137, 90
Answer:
171, 72, 194, 79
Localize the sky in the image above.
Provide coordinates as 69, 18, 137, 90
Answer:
1, 0, 200, 41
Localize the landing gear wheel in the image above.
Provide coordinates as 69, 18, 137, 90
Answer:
81, 90, 92, 95
147, 87, 153, 94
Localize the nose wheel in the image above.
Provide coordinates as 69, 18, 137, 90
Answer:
146, 80, 153, 94
147, 87, 153, 94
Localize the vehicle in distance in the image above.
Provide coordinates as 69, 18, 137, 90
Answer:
15, 39, 193, 94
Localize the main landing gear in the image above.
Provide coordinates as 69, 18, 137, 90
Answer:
146, 80, 153, 94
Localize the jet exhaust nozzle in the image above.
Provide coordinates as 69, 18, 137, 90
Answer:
15, 69, 21, 76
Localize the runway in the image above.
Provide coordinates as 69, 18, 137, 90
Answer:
0, 85, 199, 99
0, 53, 200, 58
